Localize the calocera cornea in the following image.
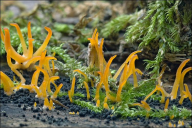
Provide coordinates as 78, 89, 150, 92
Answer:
73, 69, 88, 82
0, 71, 15, 96
179, 84, 192, 104
68, 77, 76, 102
43, 98, 55, 110
1, 22, 52, 84
87, 29, 107, 74
164, 98, 169, 112
51, 83, 63, 99
132, 100, 151, 111
83, 81, 90, 100
170, 59, 190, 100
144, 84, 169, 103
179, 67, 192, 96
113, 50, 142, 80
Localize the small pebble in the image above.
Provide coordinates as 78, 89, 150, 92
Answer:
41, 118, 46, 122
36, 116, 40, 120
3, 113, 7, 116
20, 123, 27, 127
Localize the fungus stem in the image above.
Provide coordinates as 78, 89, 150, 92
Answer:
170, 59, 190, 100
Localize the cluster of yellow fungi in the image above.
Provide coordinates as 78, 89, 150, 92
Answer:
132, 58, 191, 116
0, 22, 63, 110
68, 29, 143, 109
0, 23, 191, 116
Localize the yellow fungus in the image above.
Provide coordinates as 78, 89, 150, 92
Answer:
74, 69, 88, 82
164, 98, 169, 112
68, 90, 73, 103
116, 80, 127, 102
51, 83, 63, 99
113, 50, 142, 80
34, 102, 37, 108
144, 85, 169, 103
47, 76, 60, 93
2, 23, 53, 85
119, 63, 128, 85
129, 55, 139, 88
83, 81, 90, 100
170, 59, 190, 100
132, 101, 151, 111
87, 29, 107, 73
170, 115, 174, 120
96, 99, 100, 107
168, 122, 173, 127
141, 101, 151, 111
70, 77, 76, 97
43, 98, 49, 109
69, 112, 75, 115
10, 23, 28, 56
94, 71, 103, 100
103, 55, 117, 92
33, 27, 52, 57
0, 71, 15, 96
179, 90, 188, 105
104, 103, 109, 110
178, 120, 184, 127
43, 98, 55, 110
179, 67, 192, 96
183, 84, 192, 102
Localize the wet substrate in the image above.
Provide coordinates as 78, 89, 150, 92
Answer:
1, 70, 192, 127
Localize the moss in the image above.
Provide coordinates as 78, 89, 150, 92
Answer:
125, 0, 192, 78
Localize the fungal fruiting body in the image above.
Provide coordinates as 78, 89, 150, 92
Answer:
87, 28, 109, 79
179, 84, 192, 104
96, 99, 100, 107
34, 102, 37, 108
83, 81, 90, 100
132, 101, 151, 111
51, 83, 63, 99
164, 98, 169, 112
144, 85, 169, 103
103, 97, 109, 109
68, 90, 73, 103
94, 71, 103, 101
179, 67, 192, 96
170, 115, 174, 120
170, 59, 190, 100
0, 71, 15, 96
43, 98, 55, 110
1, 22, 52, 84
113, 50, 142, 80
74, 69, 88, 82
116, 80, 127, 102
68, 77, 76, 102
